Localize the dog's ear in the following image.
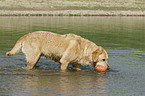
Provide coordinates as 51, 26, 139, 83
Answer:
92, 46, 103, 62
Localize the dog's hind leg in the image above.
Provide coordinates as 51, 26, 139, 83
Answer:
24, 52, 41, 69
22, 43, 41, 69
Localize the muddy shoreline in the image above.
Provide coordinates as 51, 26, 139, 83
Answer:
0, 10, 145, 16
0, 0, 144, 16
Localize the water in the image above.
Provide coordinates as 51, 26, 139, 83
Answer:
0, 16, 145, 96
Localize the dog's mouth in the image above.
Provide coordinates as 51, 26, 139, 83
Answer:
95, 65, 110, 71
95, 63, 110, 71
95, 65, 107, 71
107, 66, 110, 70
92, 62, 110, 71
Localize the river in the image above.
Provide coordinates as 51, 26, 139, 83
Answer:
0, 16, 145, 96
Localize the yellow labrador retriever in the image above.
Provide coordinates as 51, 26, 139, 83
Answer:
6, 31, 109, 71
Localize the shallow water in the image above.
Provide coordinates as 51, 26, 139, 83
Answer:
0, 16, 145, 96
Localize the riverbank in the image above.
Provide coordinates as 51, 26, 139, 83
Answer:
0, 10, 145, 16
0, 0, 144, 16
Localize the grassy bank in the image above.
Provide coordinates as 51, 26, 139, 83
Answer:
0, 0, 144, 16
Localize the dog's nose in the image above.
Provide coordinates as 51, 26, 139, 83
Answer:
107, 65, 110, 70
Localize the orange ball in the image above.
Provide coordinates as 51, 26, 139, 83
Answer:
95, 65, 107, 71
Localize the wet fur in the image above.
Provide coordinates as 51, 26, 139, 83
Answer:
6, 31, 109, 70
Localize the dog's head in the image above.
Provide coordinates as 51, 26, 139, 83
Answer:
92, 46, 109, 71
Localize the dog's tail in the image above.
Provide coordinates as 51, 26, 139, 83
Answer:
6, 38, 23, 56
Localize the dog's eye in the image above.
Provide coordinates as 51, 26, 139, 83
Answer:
102, 59, 106, 61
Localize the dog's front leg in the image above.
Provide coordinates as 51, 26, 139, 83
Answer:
60, 40, 79, 70
60, 59, 69, 70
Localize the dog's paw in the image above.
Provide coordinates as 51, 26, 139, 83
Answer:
73, 67, 82, 71
6, 52, 11, 56
22, 67, 32, 70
